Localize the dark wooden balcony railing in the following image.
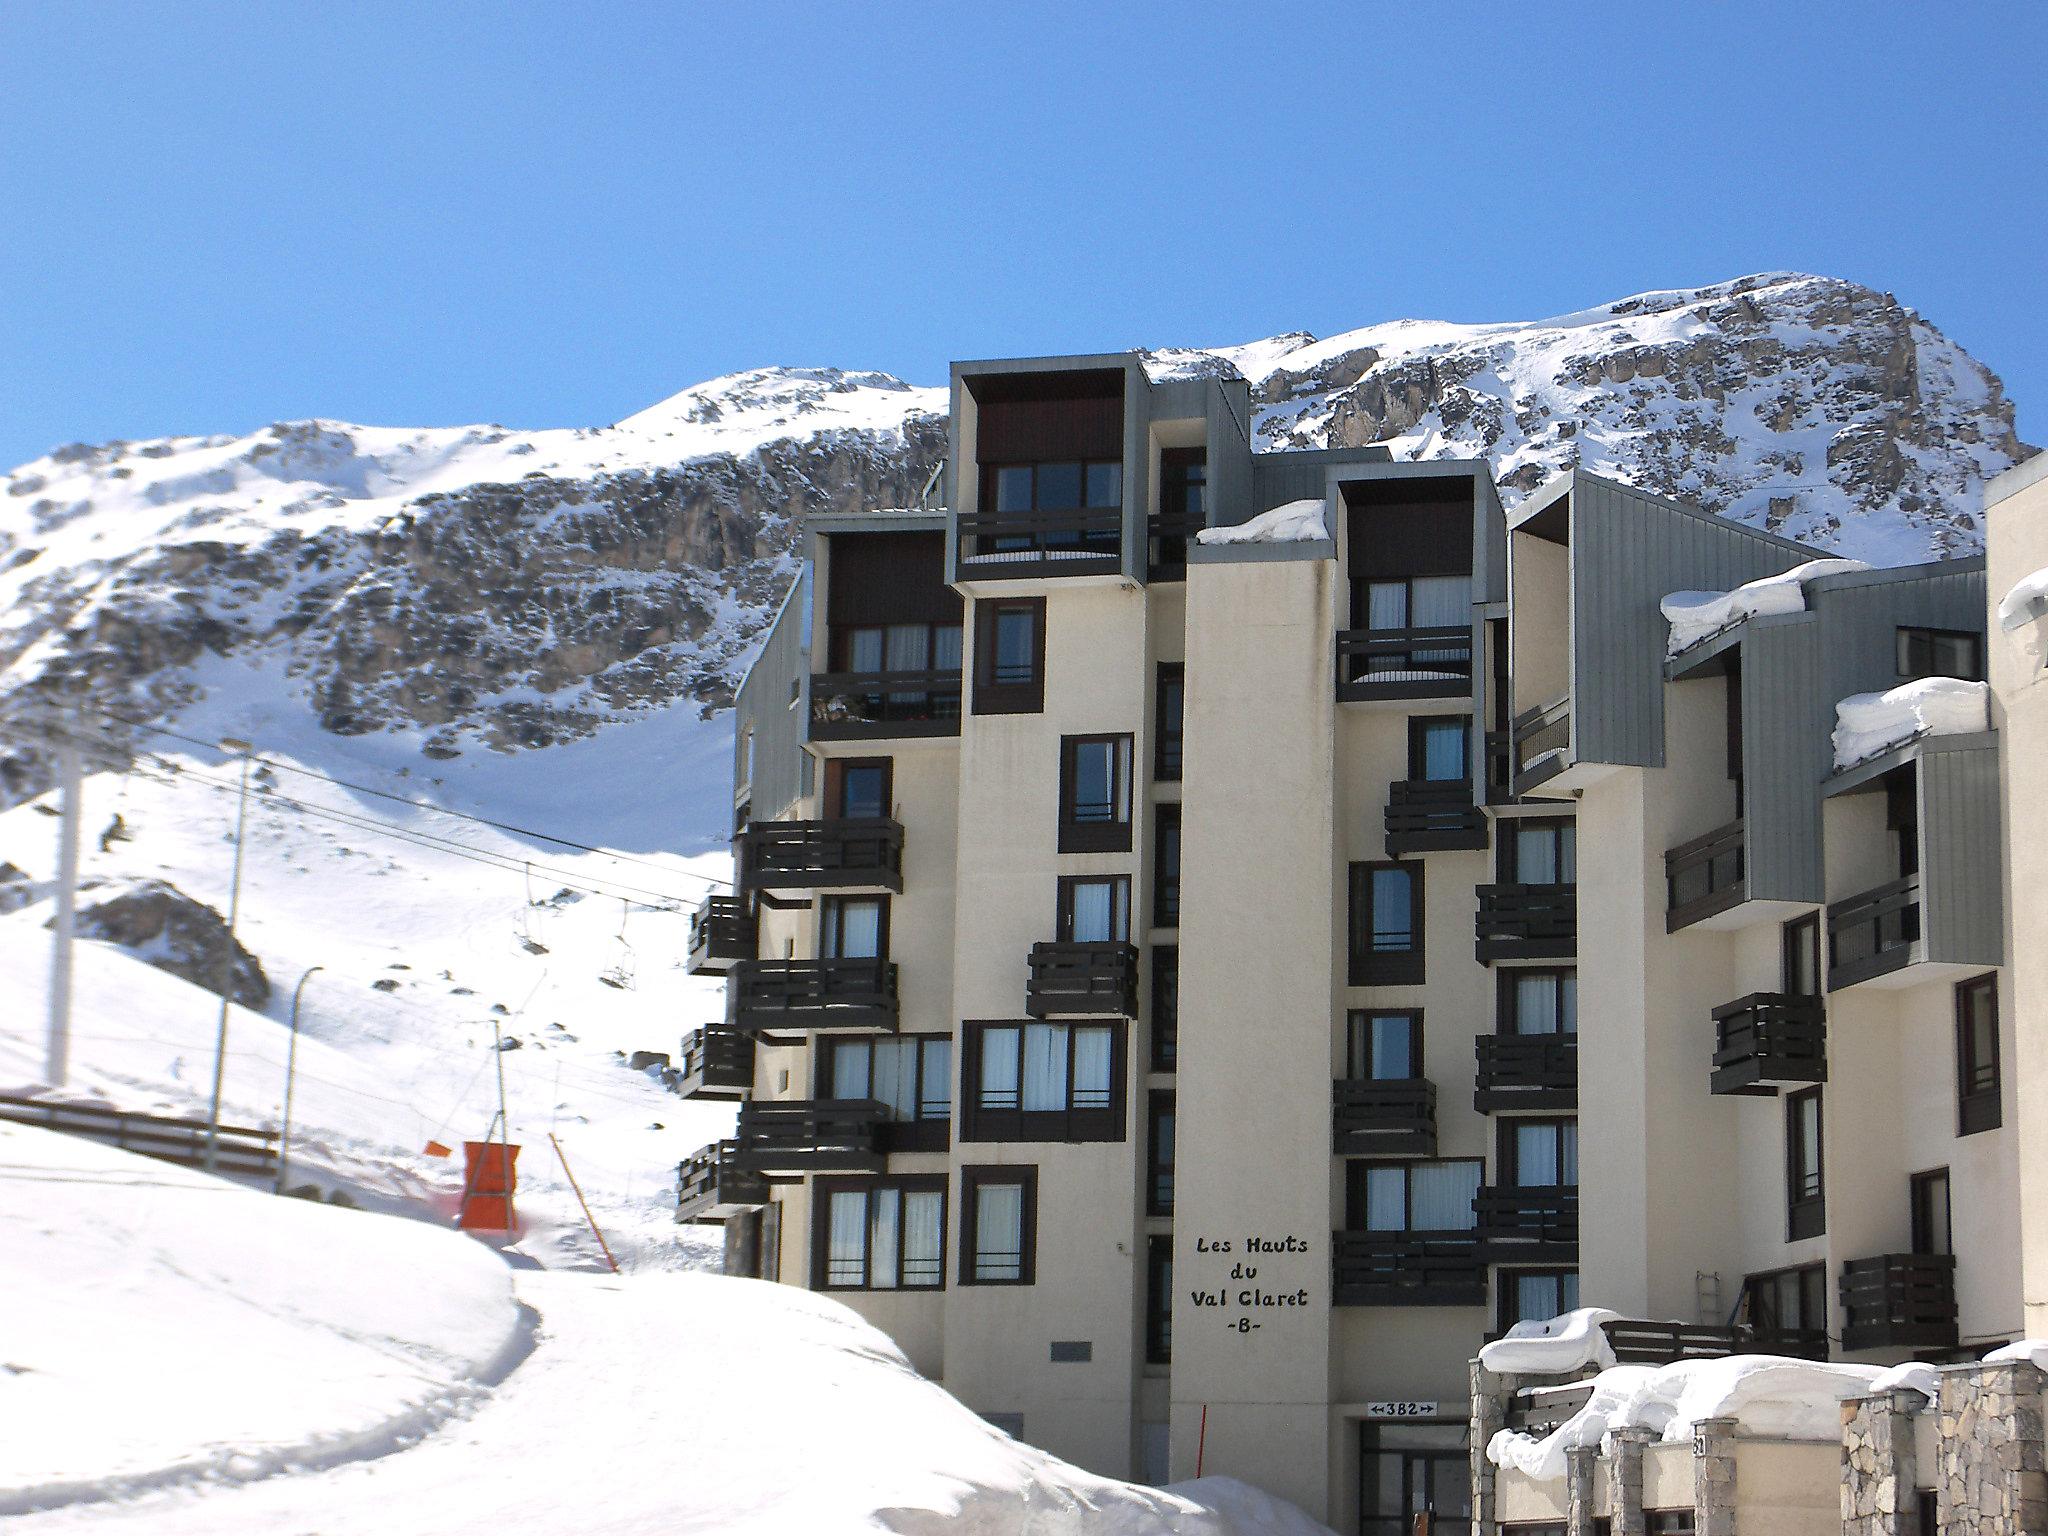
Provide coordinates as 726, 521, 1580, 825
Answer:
1665, 819, 1747, 931
1840, 1252, 1959, 1353
1474, 884, 1577, 963
809, 670, 963, 741
1332, 1078, 1438, 1156
1600, 1319, 1755, 1366
1827, 875, 1922, 990
1475, 1185, 1579, 1259
1483, 729, 1515, 806
675, 1024, 754, 1101
729, 1098, 890, 1178
1511, 696, 1572, 794
675, 1140, 770, 1223
685, 894, 757, 976
1332, 1230, 1488, 1307
738, 817, 904, 893
1710, 993, 1827, 1096
729, 958, 899, 1034
1025, 941, 1139, 1018
1335, 627, 1473, 702
1385, 779, 1489, 857
1148, 508, 1206, 577
1474, 1033, 1578, 1112
956, 510, 1123, 572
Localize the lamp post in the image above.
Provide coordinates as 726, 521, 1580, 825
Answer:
203, 737, 254, 1174
275, 964, 323, 1195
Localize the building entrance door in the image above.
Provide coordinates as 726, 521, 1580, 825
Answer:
1358, 1422, 1472, 1536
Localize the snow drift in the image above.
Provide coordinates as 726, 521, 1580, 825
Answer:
1476, 1308, 1622, 1376
1660, 558, 1868, 657
1831, 677, 1990, 770
1194, 499, 1327, 546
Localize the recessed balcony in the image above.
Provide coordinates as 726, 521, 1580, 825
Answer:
1332, 1230, 1487, 1307
675, 1140, 770, 1223
1839, 1252, 1959, 1353
1474, 885, 1576, 964
738, 818, 904, 894
1475, 1185, 1578, 1262
1384, 779, 1488, 857
1335, 627, 1473, 703
1473, 1034, 1578, 1113
955, 511, 1123, 576
1332, 1078, 1438, 1156
1024, 941, 1139, 1018
808, 671, 962, 741
676, 1024, 755, 1101
1510, 696, 1571, 795
1826, 875, 1922, 990
728, 1099, 890, 1179
729, 958, 899, 1035
1665, 819, 1747, 932
1710, 993, 1826, 1096
685, 895, 757, 976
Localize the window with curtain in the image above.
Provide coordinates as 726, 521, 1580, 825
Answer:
983, 460, 1121, 554
1155, 665, 1184, 779
815, 1179, 946, 1290
1507, 1119, 1578, 1188
1059, 735, 1133, 851
1786, 1089, 1824, 1239
1058, 875, 1131, 944
1410, 717, 1469, 782
966, 1021, 1125, 1141
1508, 820, 1576, 885
1353, 1159, 1481, 1232
825, 1035, 951, 1123
1346, 1010, 1422, 1080
829, 759, 892, 820
1348, 862, 1424, 985
1956, 975, 2001, 1135
820, 895, 886, 959
973, 597, 1046, 715
834, 622, 962, 676
1742, 1264, 1827, 1354
1357, 575, 1472, 679
962, 1166, 1036, 1284
1151, 946, 1178, 1071
1502, 970, 1576, 1036
1154, 805, 1180, 928
1147, 1091, 1175, 1216
1500, 1269, 1580, 1332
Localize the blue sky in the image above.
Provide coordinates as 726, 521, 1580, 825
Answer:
2, 3, 2042, 468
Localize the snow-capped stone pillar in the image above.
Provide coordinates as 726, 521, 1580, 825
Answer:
1842, 1389, 1923, 1536
1607, 1425, 1651, 1536
1937, 1361, 2048, 1534
1690, 1417, 1737, 1536
1469, 1360, 1516, 1536
1565, 1444, 1599, 1536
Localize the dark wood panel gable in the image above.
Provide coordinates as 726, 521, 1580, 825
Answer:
826, 532, 961, 627
974, 371, 1125, 463
1345, 478, 1475, 578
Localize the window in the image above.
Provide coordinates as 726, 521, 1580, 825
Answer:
1646, 1514, 1695, 1536
1956, 974, 2001, 1135
1911, 1169, 1952, 1257
738, 726, 753, 786
1742, 1263, 1827, 1354
1155, 664, 1184, 780
1782, 914, 1821, 997
813, 1177, 946, 1291
1145, 1234, 1173, 1364
1357, 574, 1474, 675
1349, 861, 1424, 985
1408, 716, 1470, 783
1153, 448, 1207, 575
833, 620, 963, 677
988, 459, 1123, 519
819, 895, 888, 959
1504, 819, 1576, 885
1499, 1269, 1580, 1334
1059, 734, 1134, 853
961, 1165, 1037, 1284
1346, 1010, 1423, 1080
1503, 1119, 1578, 1189
964, 1020, 1126, 1142
1500, 970, 1576, 1035
972, 597, 1045, 715
1057, 874, 1131, 943
1147, 1091, 1175, 1216
1897, 626, 1982, 683
823, 1034, 951, 1151
1358, 1422, 1473, 1536
1786, 1087, 1825, 1240
1151, 946, 1178, 1071
825, 757, 892, 820
1153, 805, 1181, 928
1348, 1159, 1482, 1232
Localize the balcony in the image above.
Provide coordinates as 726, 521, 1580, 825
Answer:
1710, 994, 1826, 1096
1839, 1252, 1959, 1353
738, 818, 904, 894
809, 671, 962, 741
955, 510, 1123, 576
675, 1024, 754, 1101
675, 1140, 769, 1223
1600, 1319, 1755, 1366
1332, 1230, 1487, 1307
1665, 819, 1747, 932
1384, 780, 1488, 857
729, 958, 899, 1035
729, 1099, 889, 1179
1474, 885, 1576, 963
1475, 1185, 1578, 1261
1473, 1034, 1578, 1113
1511, 696, 1571, 795
1332, 1078, 1438, 1156
685, 895, 757, 976
1025, 941, 1138, 1018
1335, 627, 1473, 703
1827, 875, 1921, 990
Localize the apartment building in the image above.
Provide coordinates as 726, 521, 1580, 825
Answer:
674, 350, 2022, 1535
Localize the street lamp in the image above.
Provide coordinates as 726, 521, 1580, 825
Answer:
275, 964, 324, 1195
203, 737, 254, 1175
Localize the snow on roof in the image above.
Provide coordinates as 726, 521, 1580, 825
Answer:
1194, 499, 1327, 546
1832, 676, 1990, 771
1660, 559, 1869, 658
1477, 1308, 1622, 1376
1997, 567, 2048, 633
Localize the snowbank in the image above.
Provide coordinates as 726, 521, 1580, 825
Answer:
1194, 499, 1326, 546
1983, 1339, 2048, 1370
1660, 559, 1868, 657
1477, 1308, 1622, 1375
1997, 567, 2048, 672
1831, 677, 1990, 770
1487, 1355, 1909, 1482
0, 1121, 526, 1515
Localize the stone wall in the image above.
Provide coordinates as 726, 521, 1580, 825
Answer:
1842, 1389, 1923, 1536
1935, 1360, 2048, 1535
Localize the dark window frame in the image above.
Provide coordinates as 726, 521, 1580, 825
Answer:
981, 458, 1125, 515
1150, 945, 1178, 1071
1152, 446, 1208, 579
829, 619, 964, 676
1145, 1233, 1173, 1363
1786, 1087, 1825, 1241
810, 1174, 949, 1292
1147, 1090, 1175, 1216
1344, 1157, 1484, 1232
1153, 803, 1181, 928
824, 756, 894, 820
1345, 1008, 1424, 1081
1782, 914, 1822, 997
1742, 1261, 1827, 1349
972, 596, 1046, 715
1154, 663, 1185, 781
1896, 626, 1983, 683
1956, 973, 2001, 1136
1910, 1167, 1953, 1257
1498, 968, 1577, 1036
961, 1019, 1129, 1143
1500, 1117, 1579, 1189
1055, 873, 1132, 944
1407, 715, 1472, 784
819, 1033, 953, 1152
1349, 860, 1425, 986
818, 892, 891, 960
1058, 733, 1134, 853
1496, 1267, 1581, 1335
1501, 817, 1576, 885
960, 1163, 1039, 1286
